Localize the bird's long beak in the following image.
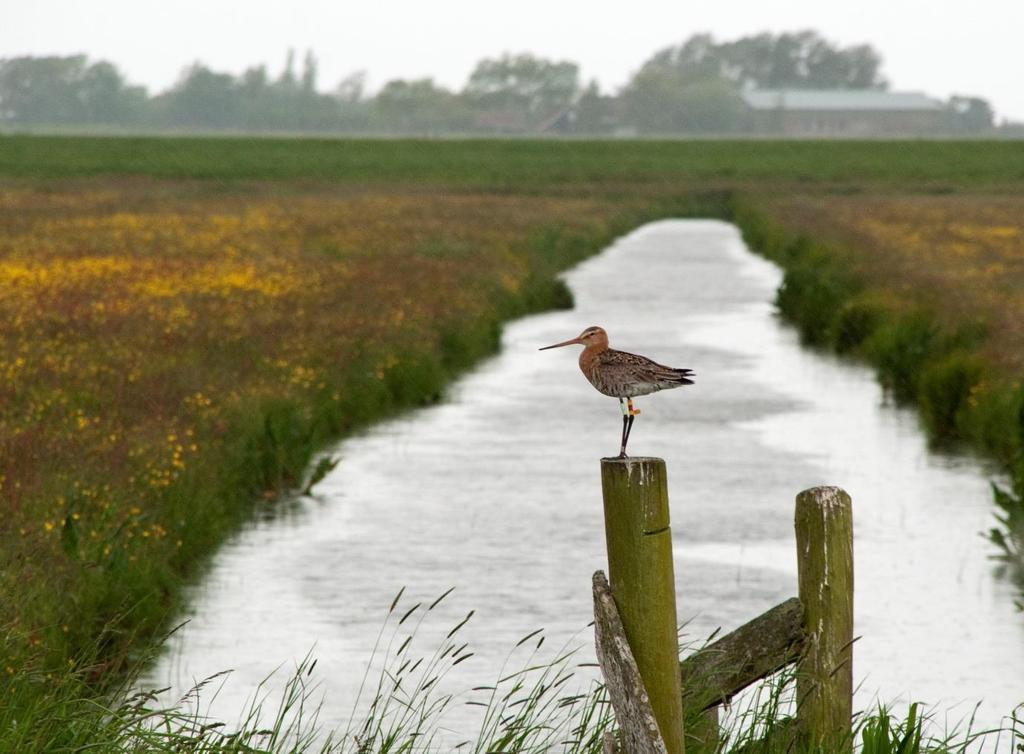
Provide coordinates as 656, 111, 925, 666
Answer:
539, 336, 582, 351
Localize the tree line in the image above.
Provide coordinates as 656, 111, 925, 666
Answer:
0, 31, 997, 135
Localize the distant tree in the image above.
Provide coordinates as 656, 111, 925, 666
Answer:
574, 80, 617, 133
239, 64, 269, 96
335, 71, 366, 104
718, 30, 886, 89
78, 61, 147, 123
620, 30, 888, 133
621, 68, 746, 133
620, 37, 747, 133
374, 78, 468, 133
278, 49, 297, 90
0, 55, 85, 123
278, 50, 335, 130
161, 63, 240, 128
0, 55, 146, 125
301, 51, 318, 93
235, 64, 276, 129
630, 31, 886, 97
636, 34, 725, 88
183, 51, 341, 132
464, 53, 579, 131
949, 95, 994, 132
328, 71, 371, 132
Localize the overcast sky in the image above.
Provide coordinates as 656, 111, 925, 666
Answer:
3, 0, 1023, 122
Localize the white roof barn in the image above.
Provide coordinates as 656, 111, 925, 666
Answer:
741, 89, 950, 135
742, 89, 946, 112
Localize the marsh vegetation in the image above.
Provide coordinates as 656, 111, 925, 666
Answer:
2, 136, 1023, 749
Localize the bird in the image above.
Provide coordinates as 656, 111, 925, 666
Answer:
539, 326, 694, 458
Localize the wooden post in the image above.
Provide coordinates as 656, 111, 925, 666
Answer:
794, 486, 854, 751
601, 457, 685, 754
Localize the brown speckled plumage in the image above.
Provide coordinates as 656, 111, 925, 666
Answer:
579, 344, 694, 398
539, 325, 694, 457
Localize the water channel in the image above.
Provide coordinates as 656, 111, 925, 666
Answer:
148, 220, 1024, 741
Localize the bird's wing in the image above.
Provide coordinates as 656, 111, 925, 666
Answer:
604, 349, 695, 384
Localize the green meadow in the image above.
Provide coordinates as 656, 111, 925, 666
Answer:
1, 135, 1023, 188
1, 135, 1022, 751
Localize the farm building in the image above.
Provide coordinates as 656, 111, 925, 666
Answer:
742, 89, 950, 136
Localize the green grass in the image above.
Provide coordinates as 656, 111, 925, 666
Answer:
3, 591, 1018, 753
1, 136, 1024, 190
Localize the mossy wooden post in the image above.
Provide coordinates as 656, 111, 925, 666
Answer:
601, 457, 685, 754
795, 486, 854, 752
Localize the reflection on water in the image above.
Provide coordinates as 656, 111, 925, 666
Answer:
148, 220, 1024, 737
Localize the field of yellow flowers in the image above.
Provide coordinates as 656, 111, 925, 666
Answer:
769, 196, 1024, 369
1, 179, 677, 684
738, 193, 1024, 462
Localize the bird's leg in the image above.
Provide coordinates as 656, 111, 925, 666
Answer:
618, 398, 629, 458
622, 398, 639, 454
624, 414, 635, 455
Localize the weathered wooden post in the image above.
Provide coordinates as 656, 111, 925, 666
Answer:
795, 486, 854, 751
601, 457, 686, 754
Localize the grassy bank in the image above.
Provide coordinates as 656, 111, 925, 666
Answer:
730, 193, 1024, 592
0, 173, 722, 730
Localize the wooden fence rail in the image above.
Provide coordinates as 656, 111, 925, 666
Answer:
679, 597, 804, 713
594, 457, 854, 754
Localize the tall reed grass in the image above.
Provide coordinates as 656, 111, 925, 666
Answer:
3, 588, 1019, 753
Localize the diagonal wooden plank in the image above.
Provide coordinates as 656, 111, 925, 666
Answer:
679, 597, 805, 711
593, 570, 669, 754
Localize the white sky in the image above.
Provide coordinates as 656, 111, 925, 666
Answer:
3, 0, 1024, 122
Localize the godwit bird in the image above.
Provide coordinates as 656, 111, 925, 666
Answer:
540, 326, 694, 458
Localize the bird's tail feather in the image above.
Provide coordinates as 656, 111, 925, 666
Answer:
669, 368, 695, 385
